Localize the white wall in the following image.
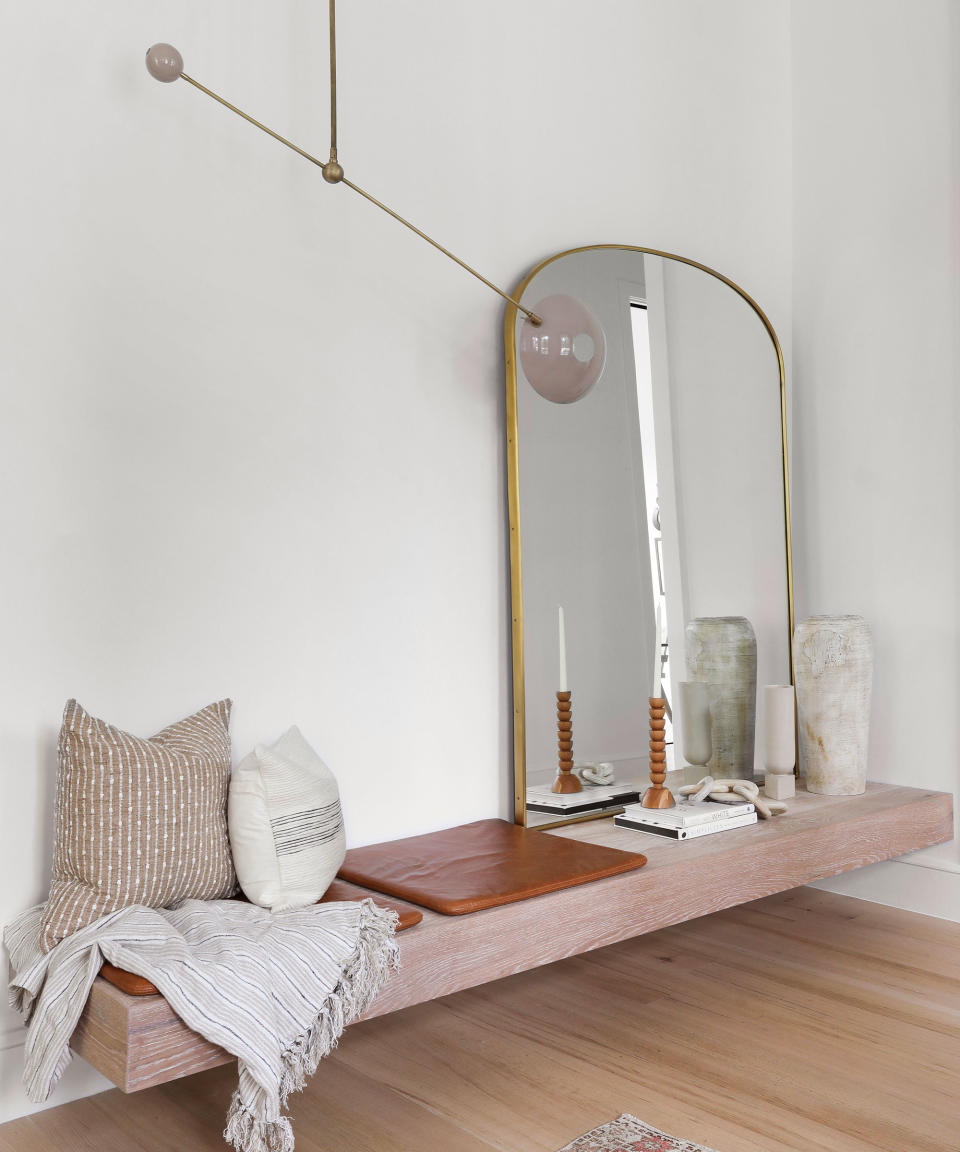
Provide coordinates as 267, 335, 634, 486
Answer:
0, 0, 794, 1122
791, 0, 960, 920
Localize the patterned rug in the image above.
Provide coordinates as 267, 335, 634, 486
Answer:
559, 1114, 720, 1152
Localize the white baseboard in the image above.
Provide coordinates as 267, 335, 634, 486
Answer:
0, 1029, 111, 1126
1, 1024, 26, 1053
810, 855, 960, 922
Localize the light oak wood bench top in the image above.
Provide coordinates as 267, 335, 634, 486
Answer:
70, 779, 953, 1093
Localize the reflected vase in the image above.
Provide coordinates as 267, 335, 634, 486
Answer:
684, 616, 757, 780
679, 680, 712, 786
794, 615, 872, 795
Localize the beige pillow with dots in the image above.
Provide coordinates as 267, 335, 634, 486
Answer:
40, 698, 237, 953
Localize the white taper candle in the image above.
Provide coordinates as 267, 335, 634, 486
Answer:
558, 605, 568, 691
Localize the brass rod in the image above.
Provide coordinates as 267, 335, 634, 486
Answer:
341, 177, 542, 323
176, 71, 541, 324
328, 0, 338, 161
180, 73, 325, 168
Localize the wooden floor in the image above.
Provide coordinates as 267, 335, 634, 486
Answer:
3, 887, 959, 1152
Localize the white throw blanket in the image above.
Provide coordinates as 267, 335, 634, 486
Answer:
5, 898, 400, 1152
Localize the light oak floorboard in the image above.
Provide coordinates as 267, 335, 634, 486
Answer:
2, 888, 958, 1152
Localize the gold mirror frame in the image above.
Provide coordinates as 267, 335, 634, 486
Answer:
504, 245, 795, 828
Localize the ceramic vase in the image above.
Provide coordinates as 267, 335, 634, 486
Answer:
793, 615, 873, 796
684, 616, 757, 780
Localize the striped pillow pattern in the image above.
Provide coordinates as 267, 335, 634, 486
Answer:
228, 726, 346, 913
40, 699, 237, 952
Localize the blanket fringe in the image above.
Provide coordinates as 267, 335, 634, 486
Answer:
224, 1102, 295, 1152
224, 898, 400, 1151
277, 898, 399, 1103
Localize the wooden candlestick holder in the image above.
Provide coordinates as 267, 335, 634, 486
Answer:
551, 690, 582, 794
641, 695, 675, 808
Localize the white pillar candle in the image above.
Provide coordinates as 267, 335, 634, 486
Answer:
764, 684, 796, 774
558, 605, 568, 691
653, 602, 662, 697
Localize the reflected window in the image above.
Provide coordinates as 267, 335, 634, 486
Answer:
630, 301, 672, 754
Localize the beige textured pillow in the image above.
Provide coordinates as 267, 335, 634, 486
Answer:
40, 698, 237, 952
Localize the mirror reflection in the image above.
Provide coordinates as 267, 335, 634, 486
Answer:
508, 248, 792, 827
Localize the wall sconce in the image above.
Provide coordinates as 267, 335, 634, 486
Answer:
519, 295, 606, 404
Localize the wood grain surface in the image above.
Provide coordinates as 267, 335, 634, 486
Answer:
67, 779, 952, 1093
4, 886, 959, 1152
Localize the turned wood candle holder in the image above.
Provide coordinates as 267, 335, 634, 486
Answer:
551, 690, 582, 794
641, 695, 675, 808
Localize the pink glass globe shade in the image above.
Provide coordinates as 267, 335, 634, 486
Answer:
146, 43, 184, 83
519, 295, 606, 404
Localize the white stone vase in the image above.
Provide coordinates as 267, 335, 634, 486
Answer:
793, 615, 873, 796
684, 616, 757, 780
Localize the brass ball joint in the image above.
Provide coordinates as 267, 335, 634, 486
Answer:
143, 23, 546, 329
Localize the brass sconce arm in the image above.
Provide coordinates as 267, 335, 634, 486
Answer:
149, 0, 542, 327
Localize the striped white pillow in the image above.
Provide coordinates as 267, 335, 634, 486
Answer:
228, 726, 346, 913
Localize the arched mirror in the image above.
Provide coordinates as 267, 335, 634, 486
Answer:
505, 247, 794, 828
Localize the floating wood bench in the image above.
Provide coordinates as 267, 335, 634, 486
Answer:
70, 779, 953, 1092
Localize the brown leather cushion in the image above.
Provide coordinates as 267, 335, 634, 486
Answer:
337, 818, 647, 915
98, 880, 423, 997
99, 963, 167, 997
326, 880, 424, 930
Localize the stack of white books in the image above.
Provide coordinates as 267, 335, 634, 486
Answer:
614, 799, 757, 839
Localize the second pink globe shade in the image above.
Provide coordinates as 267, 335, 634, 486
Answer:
146, 43, 184, 83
